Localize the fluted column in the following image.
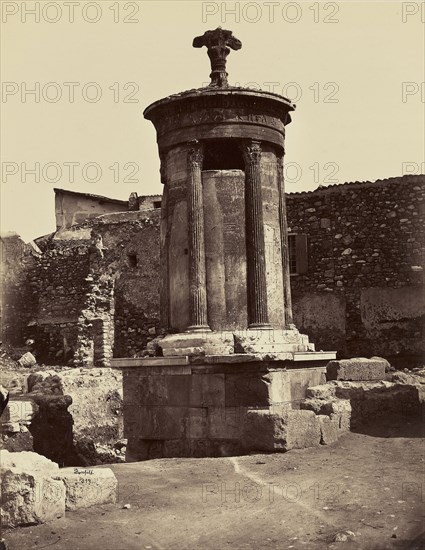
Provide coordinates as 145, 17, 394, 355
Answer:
159, 152, 170, 331
277, 154, 294, 328
187, 140, 210, 331
241, 140, 271, 328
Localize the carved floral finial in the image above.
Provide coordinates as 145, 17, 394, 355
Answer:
193, 27, 242, 88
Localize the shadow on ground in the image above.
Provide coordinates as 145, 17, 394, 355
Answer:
351, 415, 425, 439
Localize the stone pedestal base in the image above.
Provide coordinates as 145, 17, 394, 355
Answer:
159, 328, 314, 357
234, 328, 313, 354
112, 352, 336, 461
159, 331, 234, 357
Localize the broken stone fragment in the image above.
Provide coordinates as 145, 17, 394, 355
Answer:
17, 352, 37, 368
301, 396, 351, 433
317, 415, 339, 445
0, 450, 66, 528
305, 384, 336, 400
53, 467, 117, 511
326, 358, 387, 381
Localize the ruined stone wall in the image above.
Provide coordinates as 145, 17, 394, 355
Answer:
0, 234, 39, 345
28, 210, 161, 365
32, 247, 92, 364
286, 175, 425, 361
92, 210, 161, 358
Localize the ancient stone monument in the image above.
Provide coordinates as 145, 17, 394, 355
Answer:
112, 29, 336, 460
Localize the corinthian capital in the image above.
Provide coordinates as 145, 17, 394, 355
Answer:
241, 140, 262, 166
187, 140, 204, 169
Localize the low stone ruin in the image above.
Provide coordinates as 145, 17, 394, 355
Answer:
210, 357, 424, 455
1, 367, 125, 466
27, 368, 124, 465
1, 355, 424, 530
0, 450, 117, 528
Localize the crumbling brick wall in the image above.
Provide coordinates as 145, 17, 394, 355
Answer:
286, 175, 425, 361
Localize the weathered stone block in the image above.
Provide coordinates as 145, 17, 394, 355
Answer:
225, 373, 270, 407
139, 375, 191, 407
187, 408, 208, 439
301, 397, 351, 432
201, 438, 243, 458
326, 358, 386, 381
305, 384, 336, 400
301, 397, 330, 415
125, 438, 151, 461
317, 415, 339, 445
275, 369, 327, 406
329, 400, 352, 432
53, 467, 117, 511
190, 374, 225, 407
370, 356, 391, 371
128, 406, 188, 439
0, 450, 66, 528
162, 438, 242, 459
282, 410, 322, 450
242, 409, 321, 452
332, 380, 422, 427
265, 371, 290, 406
207, 407, 244, 439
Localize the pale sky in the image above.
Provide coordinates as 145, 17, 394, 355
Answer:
1, 0, 424, 241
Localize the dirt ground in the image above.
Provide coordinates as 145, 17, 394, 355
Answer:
3, 415, 424, 550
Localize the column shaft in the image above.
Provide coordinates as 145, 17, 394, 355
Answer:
242, 140, 270, 328
187, 141, 210, 331
277, 154, 294, 327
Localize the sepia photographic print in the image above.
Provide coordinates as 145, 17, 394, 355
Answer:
1, 1, 424, 549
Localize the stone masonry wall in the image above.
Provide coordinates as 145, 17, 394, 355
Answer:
32, 247, 92, 364
91, 210, 161, 358
0, 234, 39, 346
286, 175, 425, 361
28, 210, 161, 366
